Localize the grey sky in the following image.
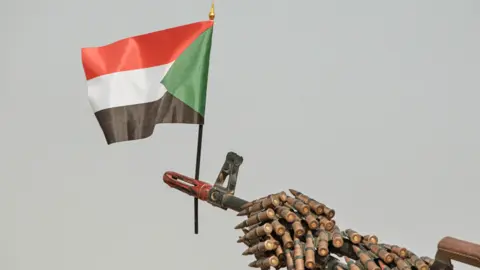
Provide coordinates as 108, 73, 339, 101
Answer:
2, 0, 480, 269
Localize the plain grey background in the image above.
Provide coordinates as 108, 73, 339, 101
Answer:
1, 0, 479, 269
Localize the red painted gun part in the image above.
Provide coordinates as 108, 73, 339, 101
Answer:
163, 171, 212, 202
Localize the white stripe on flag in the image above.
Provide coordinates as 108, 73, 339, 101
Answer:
87, 62, 173, 112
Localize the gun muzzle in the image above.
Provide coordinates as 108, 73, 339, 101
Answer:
163, 171, 212, 201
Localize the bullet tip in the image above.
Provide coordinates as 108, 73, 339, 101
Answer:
238, 208, 249, 216
240, 204, 249, 210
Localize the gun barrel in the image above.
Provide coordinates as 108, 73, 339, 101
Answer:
163, 171, 248, 212
221, 193, 249, 212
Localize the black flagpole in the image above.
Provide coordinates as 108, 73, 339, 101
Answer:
193, 1, 215, 234
194, 124, 203, 234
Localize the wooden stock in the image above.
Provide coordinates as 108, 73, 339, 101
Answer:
435, 236, 480, 268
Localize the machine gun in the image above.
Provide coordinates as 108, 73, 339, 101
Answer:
163, 152, 480, 270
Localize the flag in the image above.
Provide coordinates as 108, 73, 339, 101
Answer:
81, 20, 214, 144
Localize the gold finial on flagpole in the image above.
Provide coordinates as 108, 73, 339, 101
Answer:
208, 2, 215, 20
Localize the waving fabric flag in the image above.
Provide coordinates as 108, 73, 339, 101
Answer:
81, 20, 214, 144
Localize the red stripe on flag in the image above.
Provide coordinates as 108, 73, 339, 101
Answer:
81, 20, 214, 80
